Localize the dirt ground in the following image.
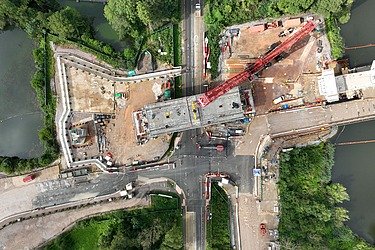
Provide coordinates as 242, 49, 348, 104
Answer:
63, 57, 171, 165
252, 35, 319, 114
222, 18, 328, 114
106, 79, 170, 165
67, 67, 115, 114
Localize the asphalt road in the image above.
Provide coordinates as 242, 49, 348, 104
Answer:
179, 0, 254, 248
0, 177, 176, 230
181, 0, 209, 247
138, 130, 254, 250
183, 0, 195, 96
268, 99, 375, 136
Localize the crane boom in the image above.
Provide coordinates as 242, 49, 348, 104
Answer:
197, 21, 317, 107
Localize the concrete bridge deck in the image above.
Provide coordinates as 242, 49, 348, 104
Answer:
267, 98, 375, 137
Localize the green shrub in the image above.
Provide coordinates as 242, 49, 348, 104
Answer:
325, 17, 345, 59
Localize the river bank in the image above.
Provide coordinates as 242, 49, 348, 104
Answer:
340, 0, 375, 67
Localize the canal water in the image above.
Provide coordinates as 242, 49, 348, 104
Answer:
58, 0, 125, 51
0, 29, 43, 158
339, 0, 375, 67
331, 0, 375, 244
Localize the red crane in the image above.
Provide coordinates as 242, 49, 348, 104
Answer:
197, 21, 317, 107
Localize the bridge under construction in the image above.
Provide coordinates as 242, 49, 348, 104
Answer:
133, 20, 318, 141
133, 87, 255, 142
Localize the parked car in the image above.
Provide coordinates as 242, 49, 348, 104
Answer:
23, 174, 35, 183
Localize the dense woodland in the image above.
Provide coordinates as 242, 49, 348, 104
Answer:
204, 0, 354, 78
278, 143, 373, 249
44, 195, 183, 250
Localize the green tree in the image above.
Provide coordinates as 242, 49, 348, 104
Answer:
0, 158, 14, 174
333, 207, 349, 224
137, 0, 179, 28
312, 0, 347, 17
326, 183, 350, 204
136, 2, 152, 29
278, 144, 372, 249
277, 0, 314, 14
0, 13, 7, 30
48, 6, 89, 38
105, 0, 179, 39
104, 0, 144, 39
124, 47, 137, 60
325, 17, 345, 59
110, 231, 138, 250
160, 224, 183, 250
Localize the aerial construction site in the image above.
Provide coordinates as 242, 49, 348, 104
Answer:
47, 13, 375, 250
4, 7, 375, 249
53, 15, 339, 171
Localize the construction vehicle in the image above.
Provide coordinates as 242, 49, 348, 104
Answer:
197, 21, 317, 107
196, 143, 225, 152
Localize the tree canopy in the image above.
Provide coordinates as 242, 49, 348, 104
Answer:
104, 0, 179, 40
48, 6, 90, 39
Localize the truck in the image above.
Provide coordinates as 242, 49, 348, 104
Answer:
196, 143, 225, 152
23, 174, 35, 183
273, 95, 285, 105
